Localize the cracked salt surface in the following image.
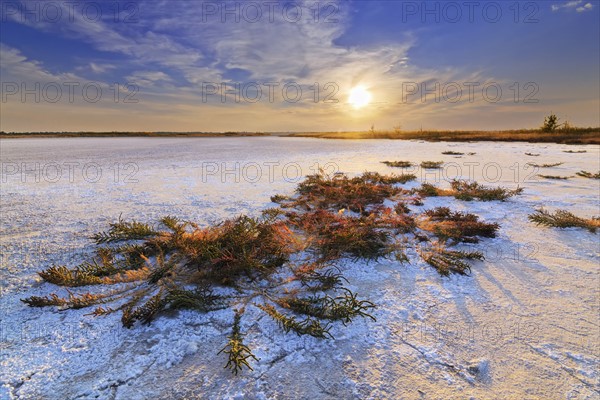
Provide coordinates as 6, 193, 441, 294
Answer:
1, 137, 598, 399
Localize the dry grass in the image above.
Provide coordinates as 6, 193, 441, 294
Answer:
287, 128, 600, 144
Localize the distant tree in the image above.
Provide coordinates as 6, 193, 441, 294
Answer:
369, 124, 376, 135
393, 123, 402, 134
541, 113, 561, 132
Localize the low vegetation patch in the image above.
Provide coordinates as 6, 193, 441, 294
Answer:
576, 170, 600, 179
525, 152, 540, 157
526, 162, 564, 168
538, 175, 570, 180
382, 161, 413, 168
420, 161, 444, 169
419, 207, 499, 244
419, 245, 484, 276
441, 151, 464, 155
416, 180, 523, 201
563, 150, 586, 153
528, 209, 599, 233
24, 169, 517, 374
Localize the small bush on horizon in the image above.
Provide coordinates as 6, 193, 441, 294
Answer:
541, 113, 561, 132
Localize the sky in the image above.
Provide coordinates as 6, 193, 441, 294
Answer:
0, 0, 599, 132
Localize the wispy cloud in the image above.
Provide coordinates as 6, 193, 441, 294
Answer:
2, 1, 421, 104
86, 62, 116, 74
0, 44, 81, 83
126, 71, 172, 86
576, 2, 594, 12
3, 0, 597, 131
551, 0, 594, 12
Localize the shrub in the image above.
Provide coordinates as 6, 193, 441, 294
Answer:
528, 209, 599, 233
420, 161, 444, 169
420, 207, 499, 243
382, 161, 413, 168
416, 181, 522, 201
419, 245, 484, 276
576, 170, 600, 179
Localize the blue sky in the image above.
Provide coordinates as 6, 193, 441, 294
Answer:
1, 0, 598, 132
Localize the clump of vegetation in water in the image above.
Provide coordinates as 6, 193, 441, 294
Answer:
441, 151, 464, 155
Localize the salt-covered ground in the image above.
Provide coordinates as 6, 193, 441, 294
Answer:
1, 137, 598, 399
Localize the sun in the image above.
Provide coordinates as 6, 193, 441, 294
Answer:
348, 86, 372, 109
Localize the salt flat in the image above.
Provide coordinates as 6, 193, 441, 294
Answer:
1, 137, 598, 399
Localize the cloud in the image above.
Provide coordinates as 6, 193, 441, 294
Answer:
576, 3, 594, 12
126, 71, 172, 86
551, 0, 593, 12
88, 62, 116, 73
0, 44, 81, 83
2, 0, 539, 131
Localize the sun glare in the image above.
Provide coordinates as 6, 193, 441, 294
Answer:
348, 86, 372, 109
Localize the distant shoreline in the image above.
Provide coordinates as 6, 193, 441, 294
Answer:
0, 132, 270, 139
287, 129, 600, 144
1, 129, 599, 144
